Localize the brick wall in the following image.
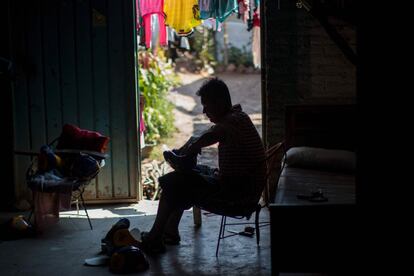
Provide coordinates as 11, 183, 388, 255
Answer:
262, 0, 356, 148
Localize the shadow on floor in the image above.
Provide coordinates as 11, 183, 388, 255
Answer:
0, 200, 272, 275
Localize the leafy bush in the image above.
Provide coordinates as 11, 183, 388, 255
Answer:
189, 26, 217, 70
138, 50, 180, 145
227, 44, 254, 67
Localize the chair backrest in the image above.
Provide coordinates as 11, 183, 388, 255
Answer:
198, 141, 286, 219
262, 141, 286, 207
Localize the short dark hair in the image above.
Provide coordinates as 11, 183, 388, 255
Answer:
196, 77, 232, 110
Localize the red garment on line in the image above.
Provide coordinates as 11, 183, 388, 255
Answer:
139, 0, 167, 48
253, 10, 260, 27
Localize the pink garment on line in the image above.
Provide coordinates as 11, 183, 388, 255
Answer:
139, 0, 167, 48
140, 110, 146, 133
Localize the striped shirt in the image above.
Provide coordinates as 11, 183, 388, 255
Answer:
212, 104, 266, 200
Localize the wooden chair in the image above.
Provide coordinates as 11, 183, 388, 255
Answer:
193, 141, 286, 256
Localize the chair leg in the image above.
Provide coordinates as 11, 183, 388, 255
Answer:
76, 198, 80, 215
216, 215, 226, 257
255, 206, 261, 245
28, 208, 33, 224
193, 206, 202, 226
80, 192, 93, 230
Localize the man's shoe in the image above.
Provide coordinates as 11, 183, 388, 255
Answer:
163, 150, 197, 172
101, 218, 130, 255
140, 231, 166, 254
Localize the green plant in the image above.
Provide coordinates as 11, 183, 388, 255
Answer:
138, 50, 180, 145
190, 26, 217, 69
227, 44, 254, 67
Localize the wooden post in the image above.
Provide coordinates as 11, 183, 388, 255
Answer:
193, 206, 202, 226
222, 22, 229, 65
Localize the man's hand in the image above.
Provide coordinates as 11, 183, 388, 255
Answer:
185, 143, 201, 157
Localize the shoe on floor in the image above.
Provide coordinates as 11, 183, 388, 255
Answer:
103, 218, 130, 242
140, 231, 166, 254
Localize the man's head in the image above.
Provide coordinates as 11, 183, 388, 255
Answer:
196, 77, 232, 123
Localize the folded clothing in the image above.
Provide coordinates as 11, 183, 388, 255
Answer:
56, 124, 110, 153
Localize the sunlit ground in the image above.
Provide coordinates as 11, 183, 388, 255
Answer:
59, 199, 161, 219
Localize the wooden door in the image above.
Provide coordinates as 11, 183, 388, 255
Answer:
10, 0, 141, 203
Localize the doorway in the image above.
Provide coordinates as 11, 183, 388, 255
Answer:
136, 2, 263, 201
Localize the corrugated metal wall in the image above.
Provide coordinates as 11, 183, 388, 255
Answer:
10, 0, 141, 203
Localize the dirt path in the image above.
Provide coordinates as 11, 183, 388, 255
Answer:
166, 72, 262, 168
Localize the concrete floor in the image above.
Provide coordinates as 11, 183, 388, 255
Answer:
1, 200, 274, 275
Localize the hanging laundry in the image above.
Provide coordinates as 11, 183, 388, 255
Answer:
164, 0, 201, 36
167, 27, 190, 50
199, 0, 238, 23
199, 0, 214, 19
139, 0, 167, 48
167, 26, 176, 42
151, 13, 161, 48
135, 0, 145, 47
252, 3, 260, 28
237, 0, 250, 23
179, 37, 190, 50
251, 4, 260, 68
202, 18, 222, 31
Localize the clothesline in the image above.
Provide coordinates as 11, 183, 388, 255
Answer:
135, 0, 261, 51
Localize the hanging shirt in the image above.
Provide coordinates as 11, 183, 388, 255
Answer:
164, 0, 201, 35
199, 0, 215, 19
215, 0, 238, 22
199, 0, 238, 23
139, 0, 167, 48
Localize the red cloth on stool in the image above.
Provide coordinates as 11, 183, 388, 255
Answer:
56, 124, 110, 153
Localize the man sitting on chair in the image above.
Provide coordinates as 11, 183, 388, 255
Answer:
139, 77, 266, 254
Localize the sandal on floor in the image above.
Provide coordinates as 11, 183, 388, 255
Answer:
140, 231, 166, 254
